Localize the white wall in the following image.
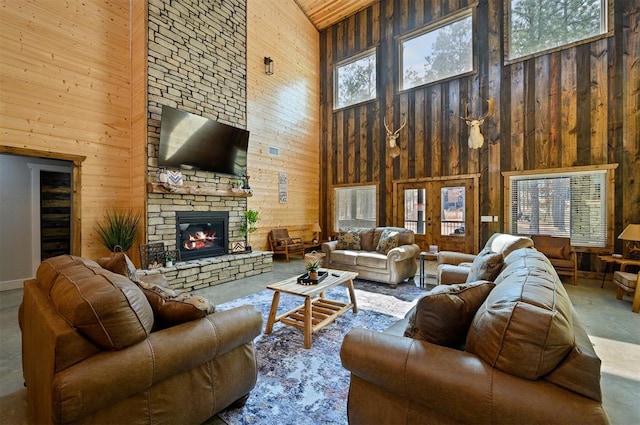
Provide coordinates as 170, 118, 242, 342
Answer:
0, 154, 70, 290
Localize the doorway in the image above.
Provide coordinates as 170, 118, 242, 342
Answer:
394, 176, 479, 254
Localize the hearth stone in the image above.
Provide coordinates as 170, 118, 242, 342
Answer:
138, 251, 273, 291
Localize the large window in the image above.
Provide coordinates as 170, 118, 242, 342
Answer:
334, 185, 377, 230
504, 165, 617, 248
400, 9, 474, 90
334, 49, 376, 109
506, 0, 608, 61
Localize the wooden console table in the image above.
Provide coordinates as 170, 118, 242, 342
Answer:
598, 255, 640, 288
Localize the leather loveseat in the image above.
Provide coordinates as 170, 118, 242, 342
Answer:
322, 227, 420, 286
19, 255, 262, 424
340, 235, 609, 424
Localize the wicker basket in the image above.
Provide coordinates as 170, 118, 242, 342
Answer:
304, 250, 325, 267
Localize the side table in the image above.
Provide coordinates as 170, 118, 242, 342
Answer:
598, 255, 640, 288
419, 251, 438, 287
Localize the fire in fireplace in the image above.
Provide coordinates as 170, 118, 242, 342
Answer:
176, 211, 228, 260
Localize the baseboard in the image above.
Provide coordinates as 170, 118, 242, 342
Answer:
0, 278, 25, 291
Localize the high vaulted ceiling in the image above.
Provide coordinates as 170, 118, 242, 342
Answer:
294, 0, 377, 30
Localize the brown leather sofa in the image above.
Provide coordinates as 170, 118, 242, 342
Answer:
341, 242, 609, 424
322, 227, 420, 286
19, 255, 262, 424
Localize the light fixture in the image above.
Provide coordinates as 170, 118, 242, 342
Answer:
618, 224, 640, 259
311, 223, 322, 244
264, 57, 274, 75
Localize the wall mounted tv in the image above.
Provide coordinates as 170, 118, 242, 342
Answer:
158, 105, 249, 177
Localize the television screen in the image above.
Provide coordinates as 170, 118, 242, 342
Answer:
158, 105, 249, 177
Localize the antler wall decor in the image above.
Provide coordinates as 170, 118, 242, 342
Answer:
461, 98, 495, 149
383, 115, 407, 158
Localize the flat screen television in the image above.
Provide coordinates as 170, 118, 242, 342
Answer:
158, 105, 249, 177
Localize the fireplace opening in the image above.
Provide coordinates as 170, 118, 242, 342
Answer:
176, 211, 228, 260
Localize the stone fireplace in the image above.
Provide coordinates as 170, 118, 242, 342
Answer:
176, 211, 228, 261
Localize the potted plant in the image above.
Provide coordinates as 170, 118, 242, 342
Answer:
240, 209, 260, 252
306, 260, 319, 280
164, 254, 175, 267
95, 209, 140, 253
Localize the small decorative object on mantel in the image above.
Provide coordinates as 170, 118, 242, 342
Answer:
242, 174, 251, 193
166, 170, 183, 185
232, 241, 246, 253
158, 167, 168, 183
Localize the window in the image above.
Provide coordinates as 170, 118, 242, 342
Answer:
334, 185, 377, 230
506, 0, 608, 61
400, 9, 474, 90
334, 49, 376, 109
504, 165, 617, 248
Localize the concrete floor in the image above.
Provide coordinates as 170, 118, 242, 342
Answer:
1, 258, 639, 424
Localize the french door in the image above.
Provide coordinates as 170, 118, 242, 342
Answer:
394, 176, 479, 254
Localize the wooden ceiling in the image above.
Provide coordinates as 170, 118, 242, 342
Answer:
294, 0, 378, 30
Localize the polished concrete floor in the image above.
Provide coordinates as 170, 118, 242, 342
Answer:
1, 259, 639, 424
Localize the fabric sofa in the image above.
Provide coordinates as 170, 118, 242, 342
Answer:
321, 227, 420, 286
340, 235, 609, 424
19, 254, 262, 424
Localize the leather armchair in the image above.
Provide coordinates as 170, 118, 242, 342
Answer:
269, 228, 305, 261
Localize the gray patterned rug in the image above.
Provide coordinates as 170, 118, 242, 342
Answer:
215, 279, 427, 425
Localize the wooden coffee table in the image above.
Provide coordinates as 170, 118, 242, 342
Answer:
264, 269, 358, 348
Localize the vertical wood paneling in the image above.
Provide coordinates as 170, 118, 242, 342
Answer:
561, 49, 578, 166
320, 0, 639, 253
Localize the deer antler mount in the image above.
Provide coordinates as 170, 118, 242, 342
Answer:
384, 116, 407, 159
461, 99, 495, 149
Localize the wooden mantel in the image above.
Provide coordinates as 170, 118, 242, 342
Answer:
147, 182, 252, 197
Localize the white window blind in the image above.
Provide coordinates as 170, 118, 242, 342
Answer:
509, 170, 607, 247
334, 185, 376, 231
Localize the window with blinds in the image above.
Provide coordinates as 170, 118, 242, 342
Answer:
508, 169, 607, 247
334, 185, 377, 231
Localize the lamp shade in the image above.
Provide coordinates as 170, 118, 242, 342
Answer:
618, 224, 640, 242
311, 223, 322, 233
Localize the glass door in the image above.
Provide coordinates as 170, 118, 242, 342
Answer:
397, 178, 477, 254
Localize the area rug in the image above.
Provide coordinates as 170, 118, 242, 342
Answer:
215, 279, 427, 425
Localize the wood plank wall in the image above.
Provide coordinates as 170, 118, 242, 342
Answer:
0, 0, 144, 261
247, 0, 321, 251
320, 0, 640, 267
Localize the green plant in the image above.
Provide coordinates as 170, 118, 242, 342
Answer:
240, 210, 260, 238
95, 209, 140, 252
305, 260, 319, 272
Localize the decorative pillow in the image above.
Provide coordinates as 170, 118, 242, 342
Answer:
137, 280, 215, 330
336, 230, 362, 250
544, 245, 567, 259
465, 248, 504, 283
97, 253, 140, 283
376, 229, 400, 254
404, 281, 495, 348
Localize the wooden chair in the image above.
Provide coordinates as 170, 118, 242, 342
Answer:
613, 271, 640, 313
268, 229, 305, 261
531, 235, 577, 285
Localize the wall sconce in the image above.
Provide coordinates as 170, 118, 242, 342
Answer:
264, 57, 274, 75
618, 224, 640, 259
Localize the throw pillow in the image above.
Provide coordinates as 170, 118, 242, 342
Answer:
97, 253, 140, 283
404, 281, 495, 348
137, 280, 215, 330
336, 230, 362, 250
465, 248, 504, 283
376, 229, 400, 254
